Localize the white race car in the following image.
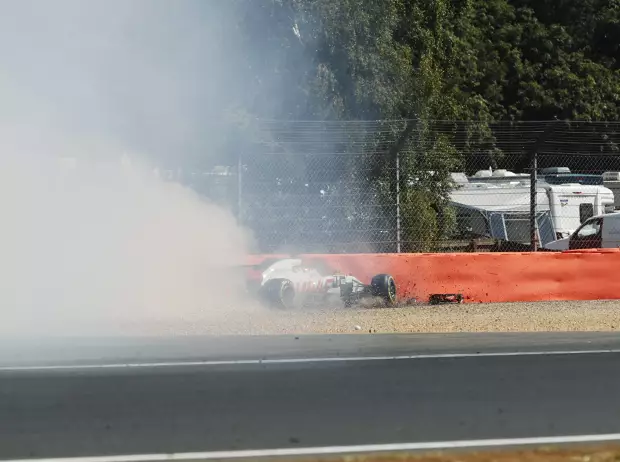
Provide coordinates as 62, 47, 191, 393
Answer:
245, 258, 397, 309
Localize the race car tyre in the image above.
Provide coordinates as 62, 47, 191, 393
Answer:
370, 273, 397, 306
261, 278, 297, 309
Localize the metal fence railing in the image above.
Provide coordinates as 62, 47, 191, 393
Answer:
190, 119, 620, 253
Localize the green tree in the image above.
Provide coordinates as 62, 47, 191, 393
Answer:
229, 0, 620, 251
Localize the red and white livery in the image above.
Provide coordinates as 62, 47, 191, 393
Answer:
245, 258, 397, 309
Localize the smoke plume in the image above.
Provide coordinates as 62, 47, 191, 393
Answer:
0, 0, 257, 337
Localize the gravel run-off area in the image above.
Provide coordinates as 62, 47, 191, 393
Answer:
147, 299, 620, 336
289, 444, 620, 462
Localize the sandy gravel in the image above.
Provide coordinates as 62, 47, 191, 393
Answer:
296, 444, 620, 462
145, 299, 620, 336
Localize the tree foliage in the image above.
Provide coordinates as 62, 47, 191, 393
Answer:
229, 0, 620, 251
234, 0, 620, 127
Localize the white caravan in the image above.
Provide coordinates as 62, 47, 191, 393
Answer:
546, 183, 615, 238
603, 172, 620, 210
451, 175, 615, 245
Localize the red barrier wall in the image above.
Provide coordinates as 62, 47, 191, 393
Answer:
247, 250, 620, 303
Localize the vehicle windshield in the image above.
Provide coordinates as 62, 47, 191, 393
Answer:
575, 219, 602, 238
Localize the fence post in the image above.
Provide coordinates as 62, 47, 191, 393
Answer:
529, 149, 538, 251
383, 119, 416, 253
529, 120, 563, 251
396, 151, 401, 253
237, 151, 243, 224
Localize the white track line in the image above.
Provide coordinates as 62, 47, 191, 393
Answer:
1, 349, 620, 372
4, 433, 620, 462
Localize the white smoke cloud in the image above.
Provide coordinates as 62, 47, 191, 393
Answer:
0, 136, 257, 337
0, 1, 259, 337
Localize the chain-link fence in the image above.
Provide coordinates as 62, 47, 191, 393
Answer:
205, 120, 620, 253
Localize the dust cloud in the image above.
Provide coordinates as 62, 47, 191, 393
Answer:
0, 138, 260, 338
0, 1, 263, 338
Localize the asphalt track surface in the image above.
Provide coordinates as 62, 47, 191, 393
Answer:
2, 333, 620, 460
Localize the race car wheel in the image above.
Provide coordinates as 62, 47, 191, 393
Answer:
370, 274, 397, 306
261, 278, 297, 309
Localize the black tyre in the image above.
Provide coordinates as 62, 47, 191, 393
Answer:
261, 278, 297, 309
370, 274, 397, 306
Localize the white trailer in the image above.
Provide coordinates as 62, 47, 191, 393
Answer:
450, 178, 615, 245
546, 183, 615, 238
603, 172, 620, 210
